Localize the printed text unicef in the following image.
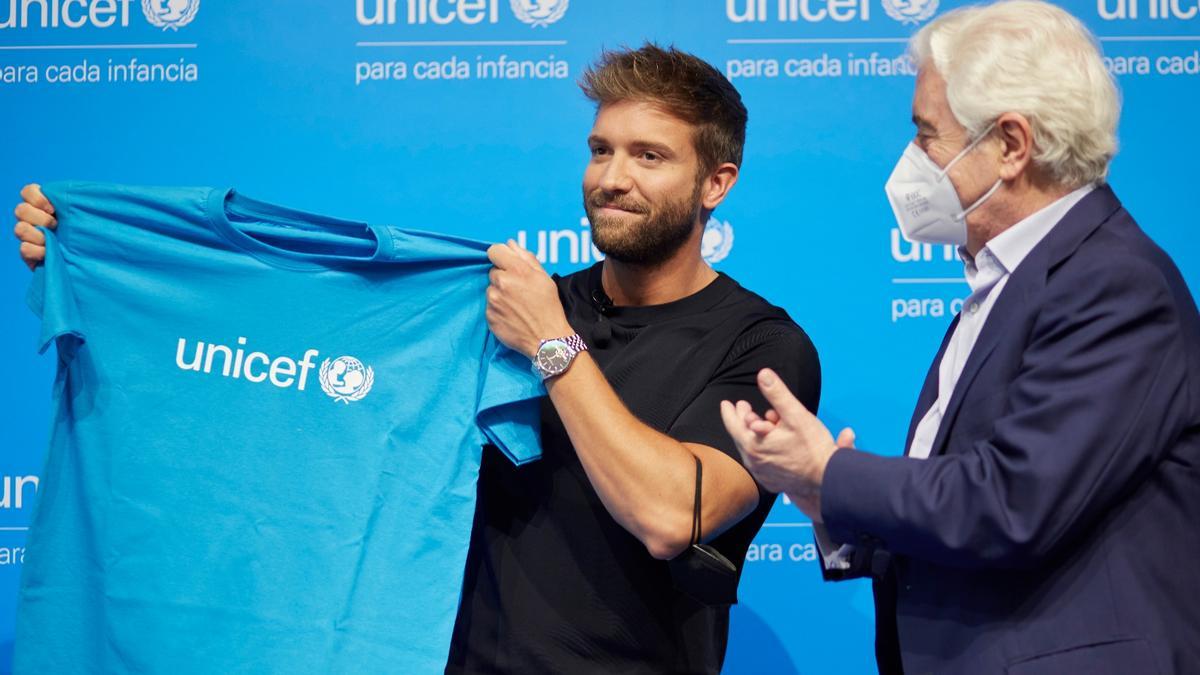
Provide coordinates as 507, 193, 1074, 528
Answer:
1, 475, 38, 567
721, 0, 1200, 21
4, 0, 1199, 30
0, 0, 201, 29
514, 216, 734, 267
355, 0, 568, 26
174, 337, 377, 404
1, 476, 38, 512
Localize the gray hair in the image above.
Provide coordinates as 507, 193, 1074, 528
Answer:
910, 0, 1120, 187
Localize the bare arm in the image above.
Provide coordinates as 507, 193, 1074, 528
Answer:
546, 351, 761, 559
486, 241, 760, 560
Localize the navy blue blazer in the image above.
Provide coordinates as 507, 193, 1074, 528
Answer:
821, 186, 1200, 675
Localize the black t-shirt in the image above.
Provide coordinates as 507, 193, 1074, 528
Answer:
447, 263, 821, 675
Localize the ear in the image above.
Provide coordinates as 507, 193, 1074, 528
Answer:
700, 162, 740, 211
995, 112, 1034, 181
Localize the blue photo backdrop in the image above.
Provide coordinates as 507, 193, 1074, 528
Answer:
2, 1, 1197, 672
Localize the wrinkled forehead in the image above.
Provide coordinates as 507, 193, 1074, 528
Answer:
911, 66, 960, 132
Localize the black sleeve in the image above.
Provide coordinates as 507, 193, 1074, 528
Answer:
668, 320, 821, 485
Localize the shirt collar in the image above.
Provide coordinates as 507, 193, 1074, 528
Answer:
983, 183, 1096, 274
958, 245, 1004, 295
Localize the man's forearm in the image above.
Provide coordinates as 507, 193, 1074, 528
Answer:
546, 352, 755, 559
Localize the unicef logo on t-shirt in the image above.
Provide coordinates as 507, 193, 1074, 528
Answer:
510, 0, 568, 27
702, 218, 734, 265
141, 0, 200, 31
320, 356, 375, 404
882, 0, 939, 25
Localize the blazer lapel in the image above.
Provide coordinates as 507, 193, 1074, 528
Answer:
927, 185, 1124, 457
904, 314, 959, 456
927, 263, 1043, 456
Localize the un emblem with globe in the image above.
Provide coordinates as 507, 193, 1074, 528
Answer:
141, 0, 200, 30
510, 0, 569, 27
320, 356, 375, 404
701, 218, 734, 265
882, 0, 939, 25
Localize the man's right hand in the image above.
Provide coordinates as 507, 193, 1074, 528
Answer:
14, 183, 56, 271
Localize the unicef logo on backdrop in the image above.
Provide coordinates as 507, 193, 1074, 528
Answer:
702, 218, 734, 265
141, 0, 200, 31
510, 0, 569, 27
882, 0, 938, 25
320, 356, 375, 404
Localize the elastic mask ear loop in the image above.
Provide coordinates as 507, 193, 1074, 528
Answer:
939, 122, 1002, 221
955, 179, 1003, 222
936, 122, 997, 181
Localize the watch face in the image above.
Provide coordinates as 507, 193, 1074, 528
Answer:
536, 339, 572, 376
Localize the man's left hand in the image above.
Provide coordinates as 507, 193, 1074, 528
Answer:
721, 368, 847, 522
486, 240, 574, 358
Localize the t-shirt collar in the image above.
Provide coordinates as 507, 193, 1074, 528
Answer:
582, 262, 737, 326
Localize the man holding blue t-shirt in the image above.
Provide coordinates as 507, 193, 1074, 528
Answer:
15, 45, 820, 674
14, 180, 546, 674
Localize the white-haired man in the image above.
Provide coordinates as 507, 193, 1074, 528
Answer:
722, 1, 1200, 673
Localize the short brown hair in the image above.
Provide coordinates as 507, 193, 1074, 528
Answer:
580, 44, 748, 175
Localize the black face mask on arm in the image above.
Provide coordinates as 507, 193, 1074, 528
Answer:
668, 456, 739, 606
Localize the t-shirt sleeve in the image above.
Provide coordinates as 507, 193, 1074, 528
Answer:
25, 214, 86, 362
669, 321, 821, 487
475, 331, 545, 465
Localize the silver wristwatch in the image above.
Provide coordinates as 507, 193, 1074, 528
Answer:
532, 333, 588, 381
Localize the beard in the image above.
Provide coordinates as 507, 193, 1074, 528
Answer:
583, 181, 703, 267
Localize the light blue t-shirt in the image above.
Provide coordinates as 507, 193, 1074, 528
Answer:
18, 182, 543, 674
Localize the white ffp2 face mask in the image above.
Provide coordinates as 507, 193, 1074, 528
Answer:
884, 128, 1001, 246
